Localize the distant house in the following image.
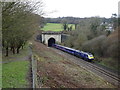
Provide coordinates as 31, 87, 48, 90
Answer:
100, 22, 114, 32
105, 24, 114, 32
100, 22, 108, 26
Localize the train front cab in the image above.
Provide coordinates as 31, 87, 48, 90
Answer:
74, 51, 94, 62
87, 55, 94, 62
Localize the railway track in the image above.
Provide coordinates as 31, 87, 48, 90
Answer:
89, 63, 119, 81
51, 47, 119, 87
81, 61, 119, 86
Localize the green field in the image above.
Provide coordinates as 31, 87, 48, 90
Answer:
41, 23, 75, 31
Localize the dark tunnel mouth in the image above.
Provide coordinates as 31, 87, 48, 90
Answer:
48, 38, 55, 47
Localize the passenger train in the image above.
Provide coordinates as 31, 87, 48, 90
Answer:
52, 44, 94, 62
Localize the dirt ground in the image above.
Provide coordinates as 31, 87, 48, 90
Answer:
32, 40, 117, 88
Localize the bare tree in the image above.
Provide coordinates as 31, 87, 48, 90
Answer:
2, 1, 44, 56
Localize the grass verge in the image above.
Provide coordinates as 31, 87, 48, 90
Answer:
2, 61, 29, 88
98, 57, 119, 71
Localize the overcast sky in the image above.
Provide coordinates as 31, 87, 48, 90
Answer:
42, 0, 119, 18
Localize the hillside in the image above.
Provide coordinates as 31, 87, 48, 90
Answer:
32, 40, 116, 88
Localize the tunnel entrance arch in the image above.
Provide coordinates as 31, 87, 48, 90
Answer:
48, 38, 55, 47
41, 31, 62, 46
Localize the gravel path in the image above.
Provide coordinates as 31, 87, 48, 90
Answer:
1, 47, 31, 64
1, 56, 30, 64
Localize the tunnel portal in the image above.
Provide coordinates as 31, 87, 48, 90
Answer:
48, 38, 55, 47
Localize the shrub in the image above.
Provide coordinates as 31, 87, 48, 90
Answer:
82, 35, 106, 56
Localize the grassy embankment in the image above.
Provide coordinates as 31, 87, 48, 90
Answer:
98, 57, 119, 72
2, 45, 30, 88
41, 23, 75, 31
32, 41, 116, 88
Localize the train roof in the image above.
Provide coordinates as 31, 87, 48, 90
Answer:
58, 44, 76, 51
55, 44, 76, 51
55, 44, 93, 56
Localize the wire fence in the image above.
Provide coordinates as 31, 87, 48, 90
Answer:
29, 45, 37, 88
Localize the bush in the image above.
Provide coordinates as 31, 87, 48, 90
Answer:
102, 30, 119, 59
82, 35, 106, 56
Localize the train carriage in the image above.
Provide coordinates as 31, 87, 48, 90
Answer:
52, 44, 94, 62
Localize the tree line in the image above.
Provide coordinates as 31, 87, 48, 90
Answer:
2, 1, 43, 56
45, 16, 112, 24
